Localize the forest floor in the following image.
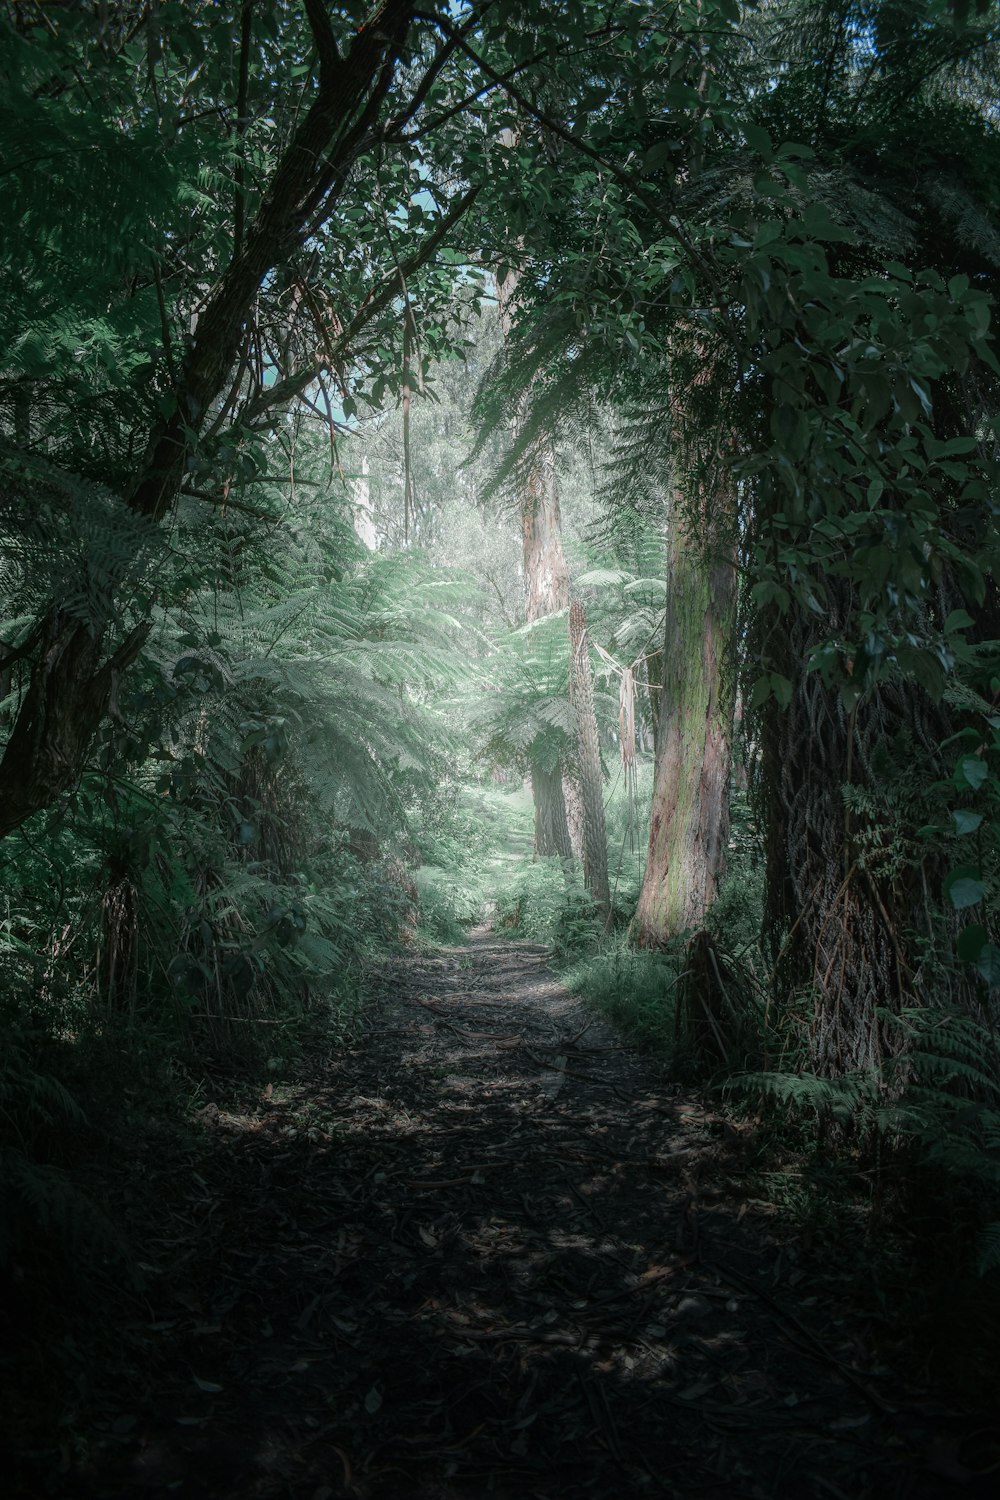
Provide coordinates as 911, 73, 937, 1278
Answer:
13, 929, 995, 1500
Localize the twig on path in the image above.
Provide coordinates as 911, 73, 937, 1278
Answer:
709, 1260, 896, 1415
522, 1044, 613, 1085
413, 996, 522, 1047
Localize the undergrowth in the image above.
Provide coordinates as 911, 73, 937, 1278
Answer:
560, 934, 680, 1053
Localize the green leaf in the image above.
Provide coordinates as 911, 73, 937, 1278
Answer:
749, 675, 772, 710
952, 809, 984, 835
957, 755, 988, 790
976, 944, 1000, 986
948, 876, 986, 910
744, 124, 774, 159
753, 220, 783, 249
643, 142, 675, 173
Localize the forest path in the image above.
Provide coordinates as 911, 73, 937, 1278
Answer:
73, 931, 964, 1500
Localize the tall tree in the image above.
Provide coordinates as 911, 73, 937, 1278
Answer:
634, 498, 736, 944
635, 336, 739, 945
468, 1, 1000, 1076
744, 1, 1000, 1071
569, 599, 611, 920
495, 251, 576, 861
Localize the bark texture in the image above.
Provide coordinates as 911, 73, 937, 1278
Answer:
561, 771, 585, 862
519, 441, 570, 622
634, 501, 736, 945
530, 763, 574, 863
645, 646, 663, 757
569, 600, 610, 921
759, 601, 952, 1074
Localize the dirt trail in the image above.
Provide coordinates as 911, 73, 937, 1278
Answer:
53, 931, 979, 1499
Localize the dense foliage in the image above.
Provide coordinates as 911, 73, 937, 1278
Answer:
3, 0, 1000, 1483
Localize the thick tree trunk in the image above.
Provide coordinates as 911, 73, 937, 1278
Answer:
760, 604, 947, 1074
520, 440, 570, 621
0, 614, 149, 839
569, 600, 611, 921
634, 500, 736, 944
531, 763, 574, 862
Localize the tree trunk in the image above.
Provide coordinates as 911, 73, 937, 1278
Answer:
569, 600, 611, 922
645, 645, 663, 757
562, 770, 585, 861
0, 614, 150, 840
352, 452, 377, 550
496, 251, 576, 861
519, 439, 570, 620
759, 602, 948, 1075
519, 437, 576, 861
634, 499, 736, 944
531, 762, 574, 862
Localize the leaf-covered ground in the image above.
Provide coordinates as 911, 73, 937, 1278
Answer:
14, 931, 995, 1498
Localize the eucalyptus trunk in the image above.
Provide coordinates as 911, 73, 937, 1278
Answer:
569, 600, 611, 921
634, 501, 736, 944
645, 646, 663, 757
497, 257, 577, 861
562, 772, 585, 863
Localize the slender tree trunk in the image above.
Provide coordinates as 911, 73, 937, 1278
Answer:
562, 771, 585, 861
634, 498, 736, 944
569, 600, 610, 921
645, 646, 663, 757
352, 452, 377, 550
496, 251, 578, 861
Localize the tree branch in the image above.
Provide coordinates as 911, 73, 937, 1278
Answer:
240, 182, 480, 427
128, 1, 417, 522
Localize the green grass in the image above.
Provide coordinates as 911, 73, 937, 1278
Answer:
560, 932, 681, 1054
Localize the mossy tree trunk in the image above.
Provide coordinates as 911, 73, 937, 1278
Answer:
634, 498, 736, 944
569, 600, 611, 921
